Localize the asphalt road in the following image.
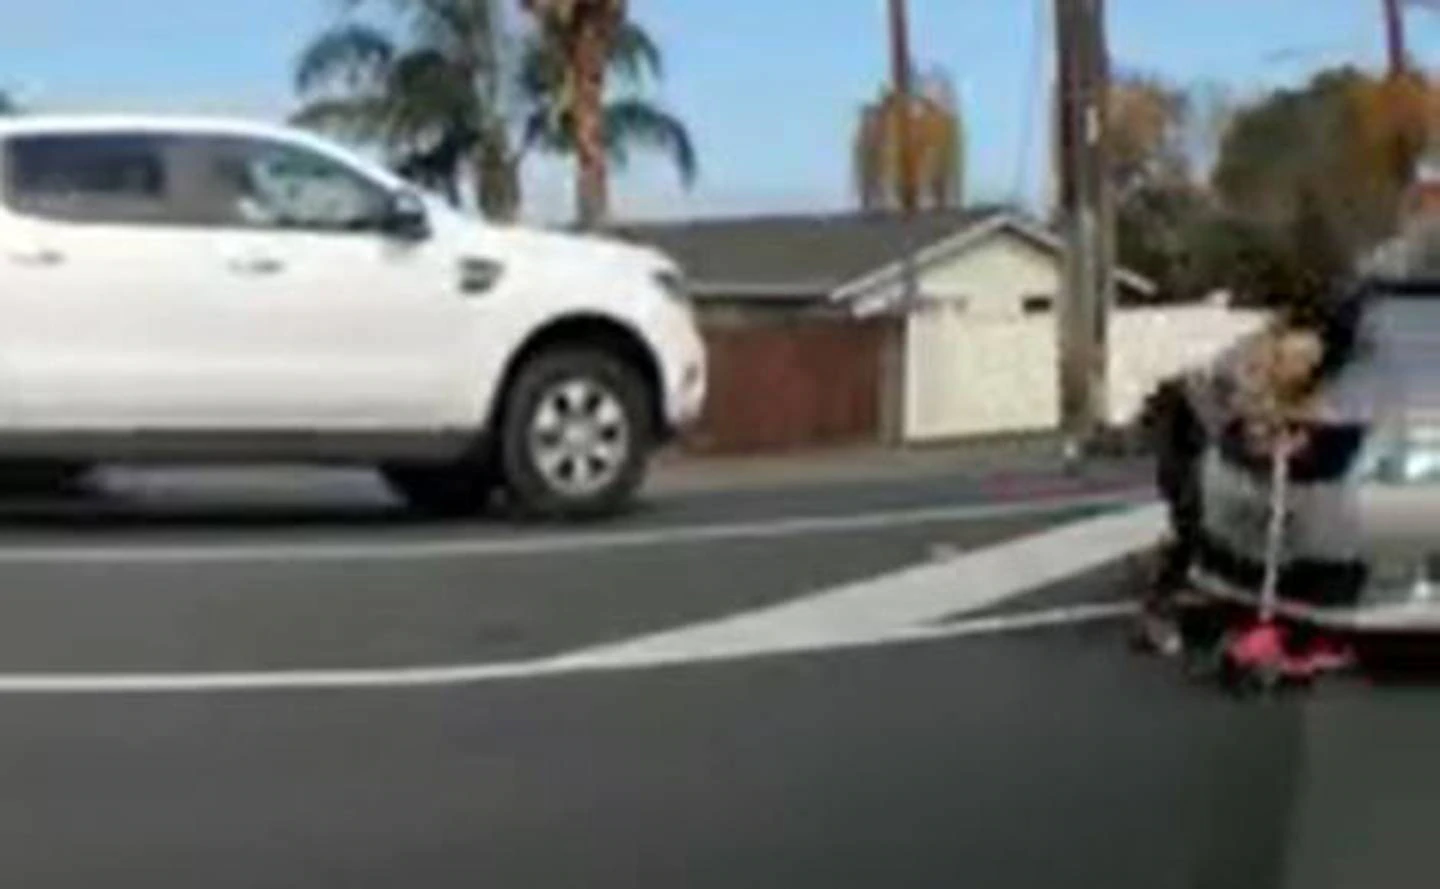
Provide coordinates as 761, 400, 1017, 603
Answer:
0, 466, 1138, 672
0, 465, 1428, 888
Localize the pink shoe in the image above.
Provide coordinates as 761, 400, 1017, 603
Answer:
1289, 634, 1357, 675
1226, 621, 1287, 669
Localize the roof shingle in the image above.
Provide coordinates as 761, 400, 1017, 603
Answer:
611, 207, 1007, 294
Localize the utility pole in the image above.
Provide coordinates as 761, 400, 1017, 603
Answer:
1382, 0, 1422, 199
1383, 0, 1407, 78
1053, 0, 1114, 464
887, 0, 920, 214
886, 0, 923, 331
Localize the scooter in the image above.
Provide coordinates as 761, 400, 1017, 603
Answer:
1136, 432, 1345, 693
1214, 440, 1302, 694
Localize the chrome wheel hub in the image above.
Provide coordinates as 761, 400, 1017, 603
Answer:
529, 377, 630, 497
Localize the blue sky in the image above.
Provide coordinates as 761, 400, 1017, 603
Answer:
5, 0, 1440, 222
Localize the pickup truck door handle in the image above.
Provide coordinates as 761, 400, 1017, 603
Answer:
9, 248, 65, 267
227, 256, 285, 276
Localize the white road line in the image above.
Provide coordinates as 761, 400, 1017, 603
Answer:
556, 504, 1164, 668
0, 489, 1148, 564
901, 600, 1139, 640
0, 603, 1140, 696
548, 601, 1143, 674
0, 506, 1162, 695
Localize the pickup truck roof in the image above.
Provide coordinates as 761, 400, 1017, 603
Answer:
0, 114, 407, 193
0, 114, 298, 140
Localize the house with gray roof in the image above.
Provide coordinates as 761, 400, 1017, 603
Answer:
615, 206, 1155, 311
613, 208, 1159, 452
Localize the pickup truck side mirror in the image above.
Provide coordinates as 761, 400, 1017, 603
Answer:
381, 190, 431, 241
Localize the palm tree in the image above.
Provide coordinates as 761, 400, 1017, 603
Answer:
520, 0, 631, 229
515, 12, 695, 225
292, 0, 519, 219
853, 68, 964, 212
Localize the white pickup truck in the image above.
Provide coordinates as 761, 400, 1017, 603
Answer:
0, 116, 707, 517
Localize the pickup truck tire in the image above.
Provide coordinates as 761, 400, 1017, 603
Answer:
498, 348, 652, 520
0, 460, 92, 497
381, 461, 496, 517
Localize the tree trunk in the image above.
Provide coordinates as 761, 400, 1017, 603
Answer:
475, 133, 521, 222
573, 16, 610, 229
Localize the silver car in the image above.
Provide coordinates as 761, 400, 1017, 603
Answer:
1193, 281, 1440, 631
1351, 283, 1440, 629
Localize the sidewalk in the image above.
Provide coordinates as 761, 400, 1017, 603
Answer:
649, 436, 1152, 496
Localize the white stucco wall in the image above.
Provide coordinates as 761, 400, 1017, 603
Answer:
906, 310, 1059, 440
918, 235, 1061, 320
902, 233, 1263, 442
1107, 306, 1265, 425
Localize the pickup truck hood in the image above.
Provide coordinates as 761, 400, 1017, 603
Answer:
430, 205, 672, 276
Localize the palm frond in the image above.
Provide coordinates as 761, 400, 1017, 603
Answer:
519, 17, 658, 96
603, 99, 696, 184
515, 17, 668, 147
521, 0, 585, 28
289, 96, 396, 141
516, 30, 568, 103
295, 23, 397, 94
853, 102, 887, 210
521, 108, 570, 155
388, 49, 473, 109
850, 81, 965, 211
409, 0, 498, 69
608, 20, 662, 87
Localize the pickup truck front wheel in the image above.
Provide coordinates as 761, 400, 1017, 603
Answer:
498, 348, 652, 520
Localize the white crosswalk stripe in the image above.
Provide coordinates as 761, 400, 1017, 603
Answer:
0, 503, 1164, 694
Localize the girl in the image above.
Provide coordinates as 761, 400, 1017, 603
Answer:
1135, 286, 1371, 669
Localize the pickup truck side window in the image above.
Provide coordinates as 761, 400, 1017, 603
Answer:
195, 137, 392, 234
3, 133, 176, 225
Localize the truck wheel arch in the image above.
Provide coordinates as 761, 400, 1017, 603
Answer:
489, 314, 667, 440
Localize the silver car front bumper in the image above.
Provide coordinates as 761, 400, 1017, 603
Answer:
1191, 445, 1440, 632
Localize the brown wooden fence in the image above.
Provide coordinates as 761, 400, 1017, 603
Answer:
684, 318, 890, 454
